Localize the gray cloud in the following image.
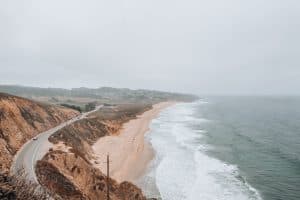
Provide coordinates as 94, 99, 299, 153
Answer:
0, 0, 300, 95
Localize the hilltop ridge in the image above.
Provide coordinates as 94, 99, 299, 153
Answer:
0, 85, 198, 104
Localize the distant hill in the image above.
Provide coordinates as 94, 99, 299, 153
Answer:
0, 85, 198, 104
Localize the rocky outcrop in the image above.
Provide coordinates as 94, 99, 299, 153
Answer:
36, 150, 146, 200
0, 93, 79, 173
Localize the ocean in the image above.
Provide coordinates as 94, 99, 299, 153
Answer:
138, 96, 300, 200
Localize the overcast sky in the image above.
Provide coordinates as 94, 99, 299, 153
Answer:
0, 0, 299, 95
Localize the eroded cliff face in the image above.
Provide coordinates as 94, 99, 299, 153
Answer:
48, 104, 152, 162
0, 93, 79, 173
36, 104, 151, 200
36, 150, 145, 200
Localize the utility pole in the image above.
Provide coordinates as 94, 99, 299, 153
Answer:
106, 154, 110, 200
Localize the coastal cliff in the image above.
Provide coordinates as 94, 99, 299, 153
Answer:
0, 87, 196, 199
0, 93, 79, 199
36, 150, 145, 200
0, 93, 79, 173
35, 104, 151, 199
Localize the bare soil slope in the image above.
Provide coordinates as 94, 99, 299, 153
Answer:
36, 104, 151, 200
0, 93, 79, 173
37, 150, 145, 200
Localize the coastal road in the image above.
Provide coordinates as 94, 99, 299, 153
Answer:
11, 105, 103, 183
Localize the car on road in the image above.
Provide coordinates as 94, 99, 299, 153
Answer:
32, 137, 38, 141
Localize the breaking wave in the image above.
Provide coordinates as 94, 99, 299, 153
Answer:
143, 102, 262, 200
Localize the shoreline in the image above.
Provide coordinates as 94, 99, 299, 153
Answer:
92, 102, 175, 183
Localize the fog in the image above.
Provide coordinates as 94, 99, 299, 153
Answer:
0, 0, 299, 95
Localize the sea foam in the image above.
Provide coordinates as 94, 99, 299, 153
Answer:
142, 102, 262, 200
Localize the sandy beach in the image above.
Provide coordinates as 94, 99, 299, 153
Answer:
92, 102, 175, 183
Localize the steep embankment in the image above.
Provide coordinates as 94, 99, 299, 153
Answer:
37, 150, 145, 200
36, 104, 151, 200
0, 93, 79, 173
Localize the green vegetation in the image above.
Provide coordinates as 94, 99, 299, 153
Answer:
84, 102, 96, 112
0, 85, 198, 105
60, 104, 82, 113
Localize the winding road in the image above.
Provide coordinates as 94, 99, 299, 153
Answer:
10, 105, 103, 183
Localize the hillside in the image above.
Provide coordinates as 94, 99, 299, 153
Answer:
0, 89, 197, 199
0, 93, 79, 173
35, 104, 151, 199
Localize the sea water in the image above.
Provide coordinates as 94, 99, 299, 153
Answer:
138, 96, 300, 200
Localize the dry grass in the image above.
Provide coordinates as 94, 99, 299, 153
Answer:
0, 170, 63, 200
